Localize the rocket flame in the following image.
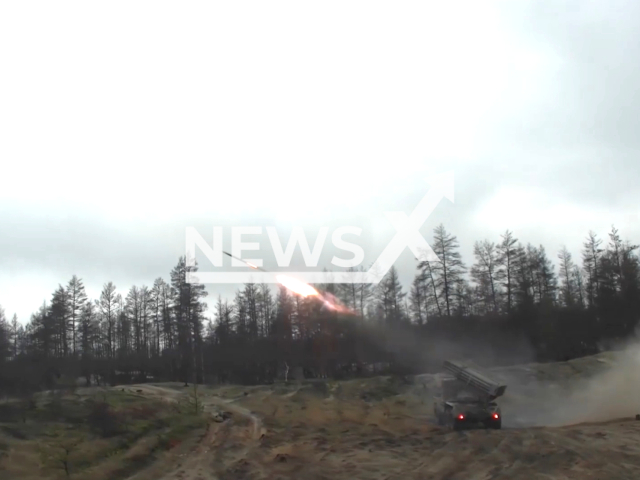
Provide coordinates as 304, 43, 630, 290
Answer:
275, 275, 357, 315
227, 249, 358, 315
321, 299, 351, 313
319, 291, 357, 315
275, 275, 319, 297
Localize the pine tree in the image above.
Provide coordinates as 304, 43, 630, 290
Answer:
532, 245, 557, 304
453, 278, 475, 317
214, 296, 234, 344
140, 285, 151, 358
497, 230, 519, 314
170, 256, 208, 384
126, 286, 143, 354
234, 291, 249, 340
0, 306, 10, 363
337, 267, 359, 313
257, 283, 275, 337
116, 293, 130, 358
375, 266, 407, 324
150, 278, 167, 356
28, 301, 52, 357
79, 302, 96, 358
608, 226, 624, 292
66, 275, 87, 355
418, 257, 442, 317
50, 286, 71, 357
336, 265, 373, 317
470, 240, 500, 314
10, 313, 21, 358
243, 283, 260, 340
98, 282, 118, 359
558, 246, 577, 308
159, 279, 174, 351
596, 228, 640, 338
513, 244, 533, 308
409, 272, 428, 325
572, 266, 586, 308
429, 224, 466, 318
582, 231, 603, 308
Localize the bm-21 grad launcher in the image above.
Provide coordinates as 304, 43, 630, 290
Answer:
433, 360, 507, 430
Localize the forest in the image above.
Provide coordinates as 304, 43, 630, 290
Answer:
1, 224, 639, 393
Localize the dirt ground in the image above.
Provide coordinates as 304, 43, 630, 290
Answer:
122, 346, 640, 480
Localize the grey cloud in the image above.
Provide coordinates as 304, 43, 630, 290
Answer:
496, 0, 640, 152
3, 1, 640, 319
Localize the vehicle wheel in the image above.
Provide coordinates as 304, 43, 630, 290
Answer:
451, 414, 463, 431
444, 412, 454, 429
485, 419, 501, 429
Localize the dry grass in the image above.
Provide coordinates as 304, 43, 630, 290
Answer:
175, 350, 640, 480
0, 388, 208, 480
6, 349, 640, 480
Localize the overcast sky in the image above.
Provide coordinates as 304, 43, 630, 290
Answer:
1, 1, 639, 322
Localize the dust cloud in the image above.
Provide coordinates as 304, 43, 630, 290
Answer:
347, 315, 640, 430
364, 320, 537, 374
498, 339, 640, 428
556, 341, 640, 424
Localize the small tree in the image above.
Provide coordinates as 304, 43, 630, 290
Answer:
39, 429, 83, 478
87, 394, 121, 437
188, 382, 204, 414
176, 380, 204, 415
17, 385, 37, 424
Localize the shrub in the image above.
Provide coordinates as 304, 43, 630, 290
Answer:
87, 400, 122, 437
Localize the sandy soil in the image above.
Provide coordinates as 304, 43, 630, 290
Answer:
124, 347, 640, 480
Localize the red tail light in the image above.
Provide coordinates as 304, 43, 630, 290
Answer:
493, 413, 499, 419
458, 414, 464, 420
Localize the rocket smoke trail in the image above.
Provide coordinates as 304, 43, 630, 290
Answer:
222, 251, 267, 272
222, 251, 356, 315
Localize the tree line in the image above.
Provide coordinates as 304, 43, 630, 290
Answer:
1, 224, 639, 392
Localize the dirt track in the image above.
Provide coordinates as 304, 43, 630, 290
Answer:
124, 384, 264, 480
123, 349, 640, 480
